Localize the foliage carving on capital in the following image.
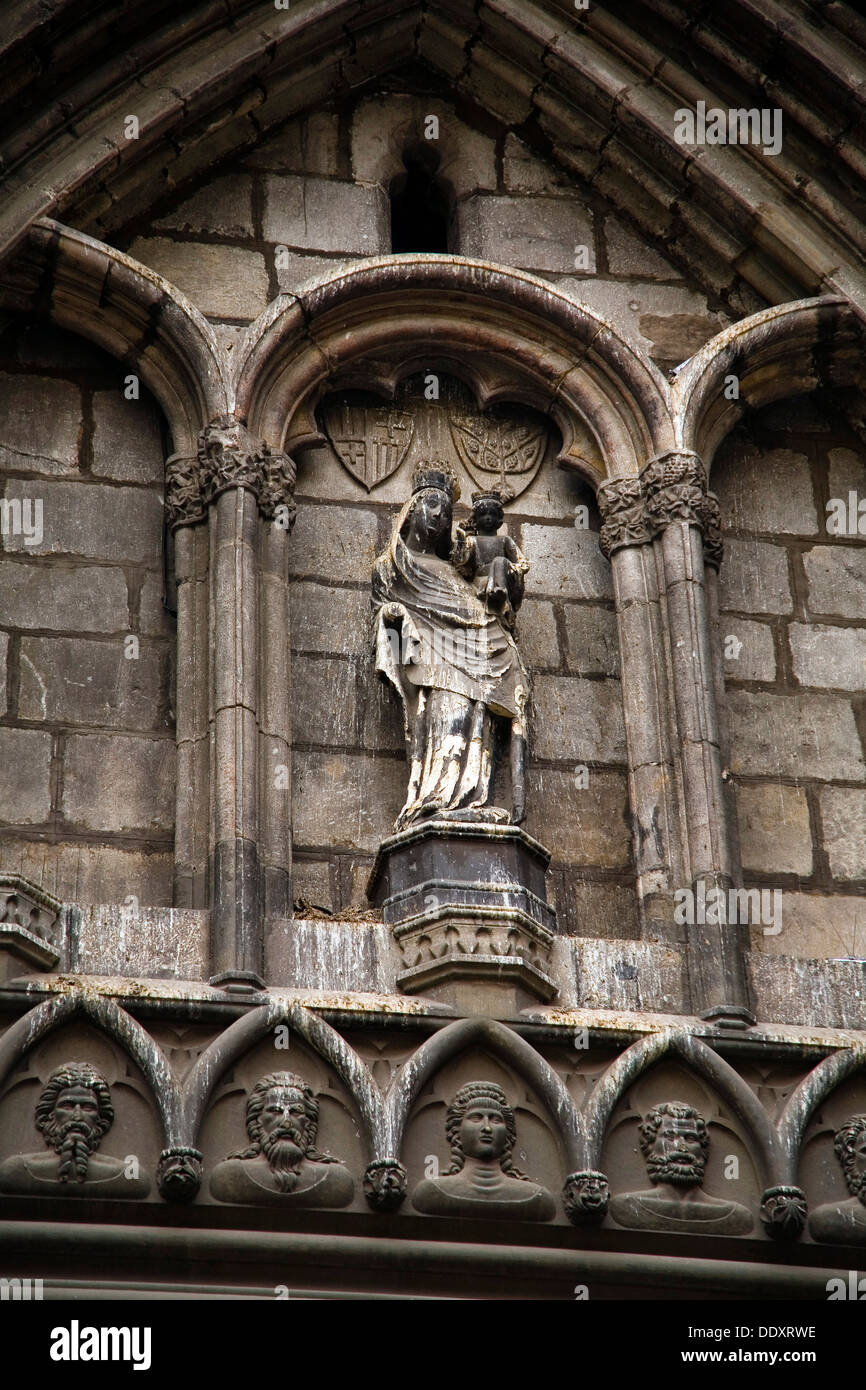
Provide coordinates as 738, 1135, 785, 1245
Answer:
597, 477, 650, 558
196, 415, 298, 523
165, 454, 205, 529
596, 452, 723, 567
259, 449, 298, 528
198, 415, 265, 504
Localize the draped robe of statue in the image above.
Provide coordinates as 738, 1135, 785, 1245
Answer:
372, 489, 528, 829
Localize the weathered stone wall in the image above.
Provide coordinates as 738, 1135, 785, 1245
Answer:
0, 323, 175, 907
119, 89, 743, 368
714, 398, 866, 961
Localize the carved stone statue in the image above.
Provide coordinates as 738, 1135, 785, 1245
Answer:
609, 1101, 753, 1235
372, 463, 530, 829
810, 1113, 866, 1243
209, 1071, 353, 1207
451, 489, 529, 632
0, 1062, 150, 1197
411, 1081, 555, 1221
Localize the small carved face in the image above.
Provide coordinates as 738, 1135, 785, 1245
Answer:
52, 1086, 101, 1141
459, 1102, 509, 1161
260, 1087, 309, 1145
645, 1116, 706, 1186
409, 489, 452, 552
474, 500, 503, 534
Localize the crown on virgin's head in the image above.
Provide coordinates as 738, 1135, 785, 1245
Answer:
411, 460, 461, 501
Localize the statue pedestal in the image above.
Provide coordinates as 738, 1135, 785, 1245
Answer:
367, 820, 557, 1010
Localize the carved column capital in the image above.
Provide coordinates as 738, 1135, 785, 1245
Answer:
196, 415, 298, 525
643, 450, 723, 568
597, 453, 723, 568
198, 415, 265, 504
259, 448, 297, 529
165, 453, 205, 529
597, 476, 651, 558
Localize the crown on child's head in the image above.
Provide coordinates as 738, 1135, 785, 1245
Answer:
411, 461, 461, 501
471, 485, 513, 508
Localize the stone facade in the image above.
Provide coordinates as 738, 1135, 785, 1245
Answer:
0, 0, 865, 1305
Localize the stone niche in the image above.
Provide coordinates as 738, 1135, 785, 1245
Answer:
0, 1022, 160, 1201
290, 368, 632, 940
195, 1035, 365, 1209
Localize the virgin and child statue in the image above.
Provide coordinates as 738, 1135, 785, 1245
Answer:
372, 462, 530, 830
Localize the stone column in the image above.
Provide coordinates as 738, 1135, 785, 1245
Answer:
599, 455, 752, 1026
199, 418, 266, 988
598, 478, 685, 942
165, 454, 209, 910
257, 452, 297, 929
643, 451, 752, 1026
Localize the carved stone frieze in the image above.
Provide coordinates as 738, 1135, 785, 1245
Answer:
597, 451, 723, 567
0, 1062, 150, 1198
411, 1081, 555, 1221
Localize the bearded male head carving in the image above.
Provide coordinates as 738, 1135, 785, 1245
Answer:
607, 1098, 753, 1235
0, 1060, 150, 1198
36, 1062, 114, 1182
639, 1101, 709, 1189
209, 1071, 354, 1208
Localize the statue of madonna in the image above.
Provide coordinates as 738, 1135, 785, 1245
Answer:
371, 462, 529, 830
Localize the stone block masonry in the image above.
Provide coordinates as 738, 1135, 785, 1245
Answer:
715, 399, 866, 957
0, 323, 175, 908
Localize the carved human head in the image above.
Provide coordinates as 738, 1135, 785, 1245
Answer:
470, 490, 505, 534
445, 1082, 519, 1174
246, 1071, 319, 1157
639, 1101, 709, 1188
834, 1114, 866, 1201
405, 462, 459, 558
35, 1062, 114, 1181
35, 1062, 114, 1151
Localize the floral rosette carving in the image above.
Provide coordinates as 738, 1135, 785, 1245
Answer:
562, 1169, 610, 1225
